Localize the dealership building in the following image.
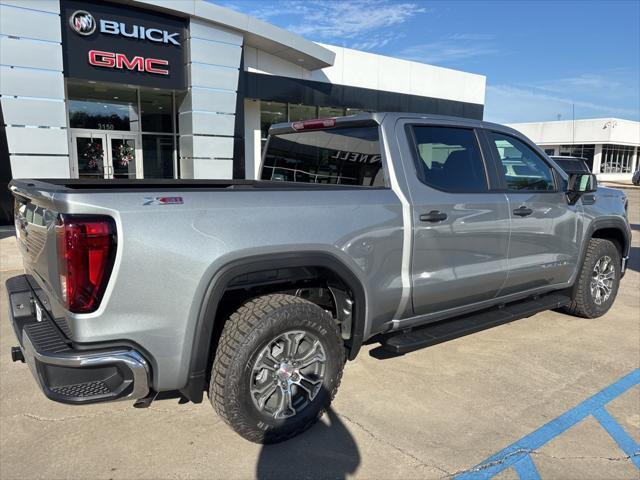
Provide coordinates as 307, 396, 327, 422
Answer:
508, 118, 640, 181
0, 0, 485, 219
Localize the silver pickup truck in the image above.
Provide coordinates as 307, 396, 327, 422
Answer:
6, 113, 631, 443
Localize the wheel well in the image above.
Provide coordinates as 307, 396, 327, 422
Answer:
205, 266, 355, 380
182, 253, 366, 404
591, 227, 626, 256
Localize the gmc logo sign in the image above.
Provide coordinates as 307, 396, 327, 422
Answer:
88, 50, 169, 75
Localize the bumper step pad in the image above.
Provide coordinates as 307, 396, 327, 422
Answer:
6, 274, 150, 405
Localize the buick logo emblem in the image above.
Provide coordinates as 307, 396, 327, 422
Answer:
69, 10, 96, 36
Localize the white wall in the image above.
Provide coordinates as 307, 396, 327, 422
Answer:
179, 19, 243, 179
508, 118, 640, 146
244, 43, 486, 106
243, 99, 261, 179
0, 0, 70, 178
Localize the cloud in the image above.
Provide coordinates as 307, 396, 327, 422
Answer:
395, 34, 499, 65
350, 32, 406, 51
484, 84, 640, 124
219, 0, 425, 50
526, 72, 637, 100
282, 0, 425, 39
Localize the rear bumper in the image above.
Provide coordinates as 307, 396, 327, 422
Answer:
6, 275, 150, 404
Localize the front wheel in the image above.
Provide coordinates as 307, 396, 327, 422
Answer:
564, 238, 621, 318
210, 294, 345, 443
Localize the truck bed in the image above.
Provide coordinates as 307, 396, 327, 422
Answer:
10, 178, 379, 193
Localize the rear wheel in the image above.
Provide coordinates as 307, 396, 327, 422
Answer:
564, 238, 621, 318
210, 294, 344, 443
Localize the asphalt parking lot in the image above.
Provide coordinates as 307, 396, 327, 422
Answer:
1, 190, 638, 480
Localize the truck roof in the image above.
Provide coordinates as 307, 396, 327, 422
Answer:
268, 112, 521, 137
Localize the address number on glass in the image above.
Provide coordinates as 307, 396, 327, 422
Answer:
98, 124, 115, 130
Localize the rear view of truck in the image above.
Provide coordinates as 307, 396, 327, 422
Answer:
8, 188, 150, 405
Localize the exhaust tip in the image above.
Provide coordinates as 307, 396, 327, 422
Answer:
11, 346, 25, 363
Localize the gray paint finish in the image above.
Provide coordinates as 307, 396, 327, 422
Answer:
8, 113, 632, 393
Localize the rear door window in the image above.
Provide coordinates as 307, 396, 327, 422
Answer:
411, 126, 488, 192
262, 126, 384, 186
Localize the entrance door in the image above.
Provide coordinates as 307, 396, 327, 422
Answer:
108, 134, 140, 179
72, 131, 142, 179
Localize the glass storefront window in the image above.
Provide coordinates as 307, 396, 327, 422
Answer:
600, 144, 635, 173
141, 89, 173, 133
142, 135, 175, 178
288, 104, 317, 122
260, 101, 287, 140
68, 81, 139, 131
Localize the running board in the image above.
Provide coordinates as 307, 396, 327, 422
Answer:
381, 294, 571, 355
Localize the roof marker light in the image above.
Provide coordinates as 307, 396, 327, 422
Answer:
292, 118, 336, 131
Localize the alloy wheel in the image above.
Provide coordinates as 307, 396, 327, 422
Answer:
249, 330, 327, 419
590, 255, 615, 305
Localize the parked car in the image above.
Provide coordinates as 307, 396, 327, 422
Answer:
550, 155, 590, 174
7, 113, 631, 443
633, 169, 640, 186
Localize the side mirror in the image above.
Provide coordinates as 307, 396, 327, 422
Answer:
567, 173, 597, 204
568, 173, 597, 193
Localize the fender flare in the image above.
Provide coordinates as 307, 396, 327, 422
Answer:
571, 217, 631, 288
181, 252, 367, 403
586, 217, 631, 256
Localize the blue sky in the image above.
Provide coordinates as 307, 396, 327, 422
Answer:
218, 0, 640, 124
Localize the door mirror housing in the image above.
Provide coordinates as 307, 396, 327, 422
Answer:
567, 173, 597, 204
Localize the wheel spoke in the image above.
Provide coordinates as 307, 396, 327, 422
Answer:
293, 373, 322, 401
253, 382, 278, 410
254, 354, 277, 372
283, 331, 305, 359
295, 340, 326, 368
274, 385, 295, 418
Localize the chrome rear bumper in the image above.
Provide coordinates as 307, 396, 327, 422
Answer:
7, 275, 150, 404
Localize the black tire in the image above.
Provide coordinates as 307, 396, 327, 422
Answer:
564, 238, 621, 318
210, 294, 345, 443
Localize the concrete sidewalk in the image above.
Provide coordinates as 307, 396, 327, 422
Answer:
603, 181, 640, 191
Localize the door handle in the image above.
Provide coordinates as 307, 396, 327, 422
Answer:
420, 210, 448, 222
513, 206, 533, 217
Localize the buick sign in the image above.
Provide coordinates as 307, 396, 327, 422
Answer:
61, 0, 186, 89
100, 20, 180, 45
69, 10, 96, 36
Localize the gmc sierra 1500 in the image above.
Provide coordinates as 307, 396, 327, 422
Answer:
6, 113, 630, 443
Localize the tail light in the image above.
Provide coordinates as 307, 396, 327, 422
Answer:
56, 215, 117, 313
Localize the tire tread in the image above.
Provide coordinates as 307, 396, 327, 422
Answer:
210, 294, 344, 443
564, 238, 619, 318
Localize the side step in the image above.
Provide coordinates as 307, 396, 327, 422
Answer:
382, 294, 570, 355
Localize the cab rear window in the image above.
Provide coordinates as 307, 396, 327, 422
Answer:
261, 126, 384, 186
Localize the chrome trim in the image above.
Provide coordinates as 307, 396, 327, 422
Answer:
621, 256, 629, 274
21, 330, 150, 402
